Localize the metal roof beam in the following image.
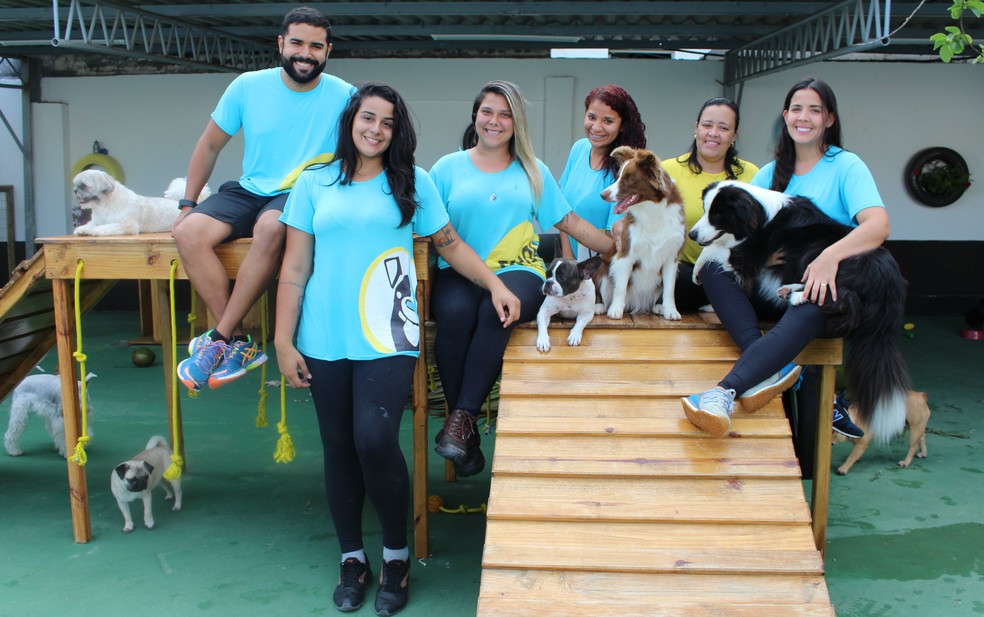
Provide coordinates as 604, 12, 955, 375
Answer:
724, 0, 894, 84
45, 0, 276, 72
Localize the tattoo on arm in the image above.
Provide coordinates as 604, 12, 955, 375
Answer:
433, 224, 456, 249
278, 281, 306, 291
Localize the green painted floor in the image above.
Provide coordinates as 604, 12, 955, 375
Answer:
1, 312, 981, 616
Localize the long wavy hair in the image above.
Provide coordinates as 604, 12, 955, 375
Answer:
679, 97, 747, 180
771, 76, 843, 192
329, 81, 418, 227
584, 84, 647, 179
460, 80, 543, 203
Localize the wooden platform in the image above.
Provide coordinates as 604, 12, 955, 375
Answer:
477, 314, 837, 616
28, 234, 435, 556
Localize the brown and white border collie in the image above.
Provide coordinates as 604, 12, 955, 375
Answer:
598, 146, 686, 320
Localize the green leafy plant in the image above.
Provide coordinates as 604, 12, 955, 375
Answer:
914, 162, 973, 196
931, 0, 984, 63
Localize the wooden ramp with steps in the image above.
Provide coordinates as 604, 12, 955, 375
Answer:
0, 251, 115, 402
478, 314, 837, 616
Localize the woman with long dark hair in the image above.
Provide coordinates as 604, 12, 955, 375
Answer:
275, 81, 519, 615
683, 77, 889, 444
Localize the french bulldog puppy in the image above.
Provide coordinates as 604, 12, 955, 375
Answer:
111, 435, 182, 532
536, 256, 602, 353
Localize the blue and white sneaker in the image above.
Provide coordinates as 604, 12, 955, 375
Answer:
187, 328, 216, 356
207, 335, 267, 389
681, 387, 736, 437
738, 362, 803, 413
177, 335, 229, 392
832, 392, 864, 439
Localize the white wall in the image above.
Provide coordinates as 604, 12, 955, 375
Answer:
4, 58, 982, 240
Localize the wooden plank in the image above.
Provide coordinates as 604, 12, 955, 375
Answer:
0, 251, 46, 319
491, 435, 801, 478
496, 414, 791, 438
478, 570, 831, 606
478, 597, 834, 617
41, 235, 250, 280
486, 476, 812, 523
483, 521, 822, 574
509, 320, 842, 366
498, 396, 787, 421
499, 362, 737, 398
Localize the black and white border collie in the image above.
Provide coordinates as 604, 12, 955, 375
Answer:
690, 180, 910, 443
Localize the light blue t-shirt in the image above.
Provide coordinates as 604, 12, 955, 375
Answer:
558, 138, 622, 258
429, 150, 571, 279
280, 165, 449, 361
212, 68, 356, 196
751, 146, 884, 227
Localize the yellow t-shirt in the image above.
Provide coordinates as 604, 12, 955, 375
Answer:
662, 155, 759, 265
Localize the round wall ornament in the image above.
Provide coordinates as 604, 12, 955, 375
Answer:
904, 147, 972, 208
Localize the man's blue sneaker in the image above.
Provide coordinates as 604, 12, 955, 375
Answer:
188, 328, 216, 356
833, 392, 865, 439
177, 335, 229, 392
738, 362, 803, 413
681, 387, 736, 437
207, 335, 267, 389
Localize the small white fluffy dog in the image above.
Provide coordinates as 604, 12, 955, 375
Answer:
72, 169, 211, 236
4, 373, 96, 457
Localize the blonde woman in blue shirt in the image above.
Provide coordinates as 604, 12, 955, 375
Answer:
430, 80, 613, 477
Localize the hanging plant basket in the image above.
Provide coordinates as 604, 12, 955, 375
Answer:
904, 147, 972, 208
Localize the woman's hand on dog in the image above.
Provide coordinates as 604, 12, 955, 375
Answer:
802, 250, 839, 306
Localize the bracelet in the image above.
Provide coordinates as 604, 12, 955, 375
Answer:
178, 199, 197, 209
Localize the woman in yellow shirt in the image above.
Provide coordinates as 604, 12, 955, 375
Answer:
662, 97, 758, 312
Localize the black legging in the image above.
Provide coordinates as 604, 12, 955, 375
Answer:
431, 268, 544, 415
699, 261, 828, 393
304, 354, 417, 553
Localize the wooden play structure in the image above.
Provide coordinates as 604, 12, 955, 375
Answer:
2, 236, 840, 614
477, 315, 840, 616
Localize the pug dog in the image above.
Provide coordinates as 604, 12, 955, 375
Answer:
111, 435, 182, 533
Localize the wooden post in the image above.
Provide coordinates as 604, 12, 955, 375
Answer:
52, 278, 91, 543
411, 238, 430, 558
811, 363, 836, 556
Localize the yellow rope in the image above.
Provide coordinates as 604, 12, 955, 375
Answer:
164, 261, 184, 481
274, 376, 295, 463
68, 261, 91, 466
255, 292, 269, 428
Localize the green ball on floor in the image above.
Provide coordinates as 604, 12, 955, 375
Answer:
131, 347, 156, 368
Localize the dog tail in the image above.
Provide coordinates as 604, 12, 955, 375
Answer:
145, 435, 171, 451
843, 255, 910, 444
164, 178, 211, 202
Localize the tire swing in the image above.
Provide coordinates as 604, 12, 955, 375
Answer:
71, 141, 125, 183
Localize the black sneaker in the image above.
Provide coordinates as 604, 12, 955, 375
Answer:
832, 392, 864, 439
374, 559, 410, 616
434, 409, 478, 465
333, 557, 371, 612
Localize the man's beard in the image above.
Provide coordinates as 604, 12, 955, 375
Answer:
281, 54, 326, 85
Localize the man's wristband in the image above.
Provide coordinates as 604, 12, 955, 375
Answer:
178, 199, 197, 210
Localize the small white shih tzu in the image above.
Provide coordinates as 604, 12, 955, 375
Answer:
72, 169, 211, 236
